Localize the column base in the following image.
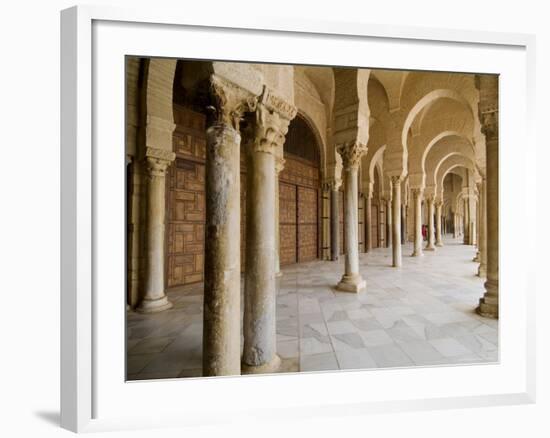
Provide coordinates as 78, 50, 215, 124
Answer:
477, 265, 487, 277
411, 250, 424, 257
135, 295, 173, 314
436, 242, 443, 247
473, 253, 480, 262
275, 270, 283, 278
424, 245, 436, 251
336, 274, 366, 293
476, 297, 498, 319
242, 354, 281, 375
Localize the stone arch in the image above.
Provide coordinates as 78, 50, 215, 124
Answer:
408, 97, 475, 182
293, 70, 331, 176
386, 71, 478, 179
424, 136, 476, 191
292, 110, 326, 173
436, 157, 475, 200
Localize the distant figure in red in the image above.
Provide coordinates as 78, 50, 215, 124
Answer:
422, 224, 427, 241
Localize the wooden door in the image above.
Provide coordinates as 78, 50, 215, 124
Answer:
166, 159, 205, 287
279, 182, 297, 265
297, 186, 318, 262
166, 105, 207, 288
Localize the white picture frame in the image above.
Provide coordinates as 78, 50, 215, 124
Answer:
60, 5, 536, 433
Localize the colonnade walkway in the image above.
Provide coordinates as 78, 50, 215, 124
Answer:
126, 235, 498, 380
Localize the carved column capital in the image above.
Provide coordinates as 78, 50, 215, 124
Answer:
210, 74, 258, 130
336, 141, 368, 170
390, 175, 402, 186
324, 179, 342, 191
144, 147, 175, 177
248, 87, 297, 156
411, 187, 424, 199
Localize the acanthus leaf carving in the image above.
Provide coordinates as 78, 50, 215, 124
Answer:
336, 141, 368, 170
209, 74, 258, 130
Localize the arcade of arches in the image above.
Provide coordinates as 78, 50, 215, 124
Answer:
126, 58, 499, 378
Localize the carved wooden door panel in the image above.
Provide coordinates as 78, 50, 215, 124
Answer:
279, 182, 297, 265
166, 159, 205, 287
297, 186, 318, 262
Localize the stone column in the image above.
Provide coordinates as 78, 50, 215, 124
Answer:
336, 142, 367, 292
401, 204, 407, 245
365, 193, 372, 253
477, 76, 498, 318
473, 188, 481, 260
435, 200, 443, 247
242, 89, 296, 373
330, 182, 341, 261
136, 147, 175, 314
391, 177, 402, 267
386, 198, 392, 248
478, 178, 487, 277
202, 75, 256, 377
274, 156, 285, 277
411, 188, 424, 257
463, 198, 470, 244
425, 196, 436, 251
453, 213, 458, 238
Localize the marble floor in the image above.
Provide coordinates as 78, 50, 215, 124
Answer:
126, 236, 498, 380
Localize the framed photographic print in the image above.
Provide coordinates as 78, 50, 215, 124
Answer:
60, 5, 536, 433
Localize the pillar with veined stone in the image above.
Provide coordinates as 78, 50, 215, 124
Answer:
365, 191, 372, 253
336, 141, 368, 293
386, 197, 392, 248
242, 88, 296, 374
401, 202, 407, 245
477, 177, 487, 277
274, 155, 285, 277
329, 180, 342, 261
453, 213, 458, 238
425, 195, 436, 251
202, 74, 258, 377
136, 146, 176, 313
463, 197, 470, 244
476, 75, 498, 318
411, 188, 424, 257
391, 176, 402, 267
435, 200, 443, 247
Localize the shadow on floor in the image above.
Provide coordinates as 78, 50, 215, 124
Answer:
34, 411, 59, 427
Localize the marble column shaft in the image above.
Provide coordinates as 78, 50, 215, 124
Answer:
243, 143, 278, 373
242, 94, 295, 373
478, 178, 487, 277
435, 201, 443, 247
477, 117, 498, 317
136, 148, 175, 314
202, 123, 242, 376
391, 177, 402, 267
330, 186, 340, 261
425, 197, 436, 251
463, 198, 470, 244
274, 157, 284, 277
336, 142, 367, 292
365, 194, 372, 253
411, 188, 424, 257
386, 198, 392, 248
